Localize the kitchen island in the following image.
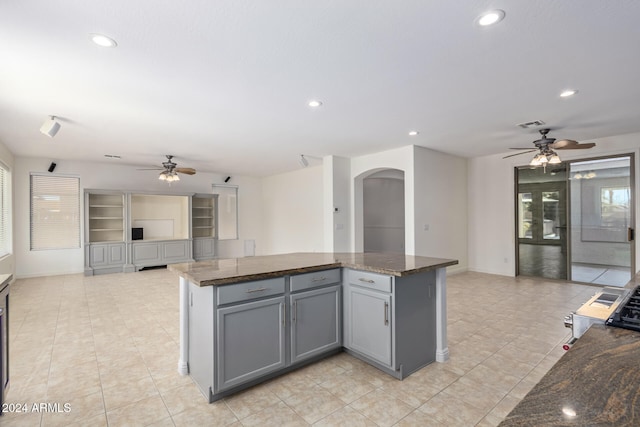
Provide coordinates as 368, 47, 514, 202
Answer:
169, 252, 457, 402
499, 324, 640, 426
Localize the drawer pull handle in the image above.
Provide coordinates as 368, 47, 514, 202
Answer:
384, 302, 389, 325
246, 287, 269, 293
359, 278, 375, 284
312, 277, 327, 282
293, 301, 297, 323
281, 303, 285, 326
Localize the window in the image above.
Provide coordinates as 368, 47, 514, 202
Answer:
30, 174, 80, 250
0, 163, 10, 257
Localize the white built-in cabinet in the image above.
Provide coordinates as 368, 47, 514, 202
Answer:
192, 194, 217, 261
84, 190, 217, 275
84, 191, 127, 275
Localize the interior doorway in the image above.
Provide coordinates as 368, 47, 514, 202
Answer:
362, 170, 405, 253
516, 165, 568, 280
516, 154, 635, 287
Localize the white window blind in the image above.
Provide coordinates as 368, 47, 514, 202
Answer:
0, 164, 9, 257
30, 174, 80, 250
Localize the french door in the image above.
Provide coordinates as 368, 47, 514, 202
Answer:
516, 166, 568, 280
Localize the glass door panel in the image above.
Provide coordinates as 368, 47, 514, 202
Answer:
518, 193, 532, 239
569, 156, 634, 287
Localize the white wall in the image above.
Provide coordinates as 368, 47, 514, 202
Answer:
413, 146, 468, 271
0, 141, 15, 278
468, 131, 640, 276
351, 145, 415, 253
323, 155, 351, 252
14, 157, 264, 277
260, 165, 324, 254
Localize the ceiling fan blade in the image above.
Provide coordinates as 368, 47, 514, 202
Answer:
137, 167, 163, 171
175, 167, 196, 175
503, 149, 537, 159
509, 147, 537, 150
551, 139, 596, 149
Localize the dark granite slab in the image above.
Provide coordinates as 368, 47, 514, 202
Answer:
168, 252, 457, 286
499, 324, 640, 426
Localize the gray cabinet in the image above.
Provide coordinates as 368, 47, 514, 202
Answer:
344, 268, 437, 379
290, 285, 341, 364
193, 238, 215, 260
216, 296, 286, 391
89, 243, 125, 267
131, 239, 192, 270
346, 284, 392, 366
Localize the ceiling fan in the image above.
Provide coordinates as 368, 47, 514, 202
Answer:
503, 128, 596, 167
139, 155, 196, 182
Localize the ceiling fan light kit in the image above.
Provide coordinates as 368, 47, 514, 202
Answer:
139, 155, 195, 184
505, 128, 596, 170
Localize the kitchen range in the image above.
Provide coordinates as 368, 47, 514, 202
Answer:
563, 286, 629, 349
606, 284, 640, 331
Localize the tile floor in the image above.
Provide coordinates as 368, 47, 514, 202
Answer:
2, 269, 602, 426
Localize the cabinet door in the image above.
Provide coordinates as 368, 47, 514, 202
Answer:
347, 285, 392, 367
108, 243, 125, 264
194, 238, 215, 260
89, 244, 108, 267
290, 285, 341, 364
216, 296, 286, 391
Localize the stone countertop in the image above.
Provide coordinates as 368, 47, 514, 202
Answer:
168, 252, 458, 286
499, 324, 640, 426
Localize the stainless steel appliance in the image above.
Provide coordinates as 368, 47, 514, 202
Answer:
0, 278, 9, 412
606, 285, 640, 331
563, 287, 629, 350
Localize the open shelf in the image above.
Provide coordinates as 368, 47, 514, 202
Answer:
88, 193, 125, 243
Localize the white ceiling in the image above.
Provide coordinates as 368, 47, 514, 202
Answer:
1, 1, 639, 177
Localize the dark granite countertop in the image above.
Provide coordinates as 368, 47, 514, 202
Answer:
168, 252, 458, 286
499, 324, 640, 426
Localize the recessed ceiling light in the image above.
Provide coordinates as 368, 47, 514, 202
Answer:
308, 100, 322, 108
408, 131, 419, 136
90, 33, 118, 48
560, 89, 578, 98
476, 10, 505, 26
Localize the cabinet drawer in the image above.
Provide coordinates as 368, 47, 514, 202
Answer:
347, 270, 392, 293
291, 268, 341, 292
217, 277, 286, 305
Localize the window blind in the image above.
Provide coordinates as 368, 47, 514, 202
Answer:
0, 164, 9, 257
30, 174, 80, 250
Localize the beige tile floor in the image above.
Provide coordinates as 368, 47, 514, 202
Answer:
2, 269, 600, 426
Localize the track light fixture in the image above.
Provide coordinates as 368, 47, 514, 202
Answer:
299, 155, 309, 168
40, 116, 61, 138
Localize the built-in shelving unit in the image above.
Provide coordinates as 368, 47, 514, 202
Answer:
192, 194, 217, 261
88, 193, 124, 242
192, 196, 215, 238
85, 190, 216, 274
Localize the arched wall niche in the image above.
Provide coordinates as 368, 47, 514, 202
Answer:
354, 168, 406, 253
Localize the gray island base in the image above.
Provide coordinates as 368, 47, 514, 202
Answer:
169, 252, 457, 403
